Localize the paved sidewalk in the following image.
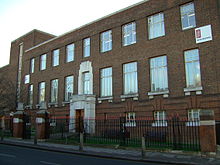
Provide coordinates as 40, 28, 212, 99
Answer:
0, 138, 220, 165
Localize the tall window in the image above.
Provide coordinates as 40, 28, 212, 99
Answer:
28, 84, 33, 105
180, 2, 196, 30
83, 38, 90, 57
52, 49, 59, 66
101, 30, 112, 52
150, 56, 168, 92
30, 58, 35, 73
38, 82, 45, 103
148, 13, 165, 39
83, 72, 91, 94
101, 67, 112, 97
126, 112, 136, 127
123, 62, 138, 95
66, 43, 74, 62
65, 76, 74, 101
40, 54, 47, 70
51, 79, 59, 103
184, 49, 201, 88
122, 22, 136, 46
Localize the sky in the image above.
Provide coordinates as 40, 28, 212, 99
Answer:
0, 0, 144, 67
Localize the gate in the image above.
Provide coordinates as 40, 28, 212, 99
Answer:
23, 114, 31, 139
216, 121, 220, 145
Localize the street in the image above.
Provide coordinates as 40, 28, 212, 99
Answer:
0, 144, 168, 165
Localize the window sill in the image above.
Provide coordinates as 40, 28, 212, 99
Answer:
120, 93, 139, 101
123, 42, 136, 47
148, 90, 169, 99
184, 86, 203, 96
97, 97, 113, 103
62, 101, 70, 106
48, 102, 58, 107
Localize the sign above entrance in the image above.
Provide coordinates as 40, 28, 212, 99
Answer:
195, 25, 213, 44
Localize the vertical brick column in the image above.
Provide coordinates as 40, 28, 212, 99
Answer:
199, 110, 216, 153
36, 110, 49, 139
13, 111, 24, 138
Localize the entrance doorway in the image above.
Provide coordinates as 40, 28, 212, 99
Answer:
75, 109, 84, 133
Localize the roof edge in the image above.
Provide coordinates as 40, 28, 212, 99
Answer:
25, 0, 149, 53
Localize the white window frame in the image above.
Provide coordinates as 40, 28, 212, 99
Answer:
52, 49, 59, 67
148, 13, 165, 39
126, 112, 136, 127
64, 75, 74, 102
150, 56, 168, 92
30, 58, 35, 73
100, 67, 112, 97
40, 54, 47, 71
122, 22, 136, 46
180, 2, 196, 30
101, 30, 112, 52
66, 43, 74, 62
83, 38, 90, 57
51, 79, 59, 103
186, 109, 200, 126
184, 49, 201, 89
123, 62, 138, 95
39, 82, 45, 103
83, 72, 91, 94
152, 111, 167, 127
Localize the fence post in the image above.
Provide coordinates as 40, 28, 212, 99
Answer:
141, 136, 146, 158
79, 132, 84, 151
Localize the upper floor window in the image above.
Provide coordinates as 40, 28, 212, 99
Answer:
148, 13, 165, 39
101, 30, 112, 52
66, 43, 74, 62
40, 54, 47, 71
122, 22, 136, 46
184, 49, 201, 88
123, 62, 138, 95
30, 58, 35, 73
150, 56, 168, 92
52, 49, 59, 67
83, 72, 91, 94
51, 79, 59, 103
83, 38, 90, 57
100, 67, 112, 97
28, 84, 33, 105
38, 82, 45, 103
64, 75, 74, 101
180, 2, 196, 30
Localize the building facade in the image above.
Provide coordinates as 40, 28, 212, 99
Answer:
1, 0, 220, 125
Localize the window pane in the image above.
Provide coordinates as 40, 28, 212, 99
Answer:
184, 49, 201, 88
123, 22, 136, 46
40, 54, 46, 70
123, 62, 138, 94
101, 67, 112, 97
53, 49, 59, 66
39, 82, 45, 103
83, 72, 91, 94
150, 56, 168, 92
30, 58, 35, 73
51, 79, 58, 103
83, 38, 90, 57
148, 13, 165, 39
180, 2, 196, 30
101, 30, 112, 52
28, 84, 33, 105
65, 76, 74, 101
66, 43, 74, 62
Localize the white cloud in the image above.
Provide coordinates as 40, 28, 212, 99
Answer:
0, 0, 143, 67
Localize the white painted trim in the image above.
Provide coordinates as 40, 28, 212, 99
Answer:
200, 120, 215, 126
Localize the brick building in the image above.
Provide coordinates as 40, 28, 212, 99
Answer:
1, 0, 220, 126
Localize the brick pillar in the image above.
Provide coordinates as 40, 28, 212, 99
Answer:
36, 110, 49, 139
13, 111, 24, 138
199, 109, 216, 153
